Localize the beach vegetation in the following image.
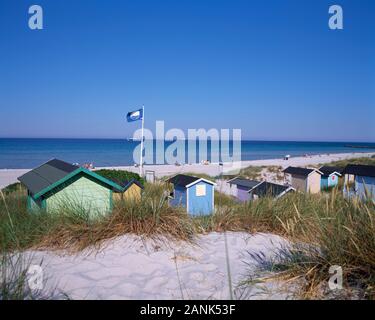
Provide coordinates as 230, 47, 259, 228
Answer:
0, 178, 374, 299
318, 156, 375, 168
1, 182, 26, 195
94, 169, 144, 185
1, 251, 36, 300
0, 251, 61, 300
236, 166, 264, 180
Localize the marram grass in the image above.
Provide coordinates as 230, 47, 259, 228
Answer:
1, 182, 374, 299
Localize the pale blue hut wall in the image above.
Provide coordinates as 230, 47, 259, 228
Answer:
187, 181, 214, 216
321, 174, 339, 189
169, 185, 187, 208
237, 185, 251, 202
355, 175, 375, 200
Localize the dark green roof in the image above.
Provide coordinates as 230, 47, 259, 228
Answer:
319, 166, 343, 177
18, 158, 124, 199
283, 166, 322, 176
166, 174, 215, 188
18, 159, 79, 196
249, 181, 294, 198
228, 177, 260, 190
167, 174, 200, 187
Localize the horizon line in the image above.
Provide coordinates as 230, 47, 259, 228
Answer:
0, 137, 375, 144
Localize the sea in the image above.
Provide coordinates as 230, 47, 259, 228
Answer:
0, 138, 374, 169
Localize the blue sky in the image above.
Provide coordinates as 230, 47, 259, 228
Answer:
0, 0, 374, 141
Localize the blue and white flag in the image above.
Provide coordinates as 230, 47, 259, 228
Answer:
126, 108, 143, 122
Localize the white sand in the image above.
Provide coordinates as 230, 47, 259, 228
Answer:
24, 232, 294, 300
1, 152, 374, 189
98, 152, 375, 178
0, 169, 29, 189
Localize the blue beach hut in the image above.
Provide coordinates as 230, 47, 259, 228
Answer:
343, 164, 375, 201
167, 174, 216, 215
319, 166, 343, 189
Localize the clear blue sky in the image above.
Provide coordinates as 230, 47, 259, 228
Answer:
0, 0, 374, 141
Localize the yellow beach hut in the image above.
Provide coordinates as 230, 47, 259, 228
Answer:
112, 179, 144, 201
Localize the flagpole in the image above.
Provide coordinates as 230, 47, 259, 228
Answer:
140, 105, 145, 177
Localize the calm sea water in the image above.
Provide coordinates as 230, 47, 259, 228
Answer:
0, 138, 374, 169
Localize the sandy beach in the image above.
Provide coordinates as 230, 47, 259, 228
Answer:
1, 151, 374, 189
23, 232, 294, 300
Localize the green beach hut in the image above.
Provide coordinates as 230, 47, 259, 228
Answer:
18, 159, 123, 218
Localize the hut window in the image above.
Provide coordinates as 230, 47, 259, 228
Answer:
196, 184, 206, 196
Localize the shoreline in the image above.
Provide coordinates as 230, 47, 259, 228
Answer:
0, 151, 374, 189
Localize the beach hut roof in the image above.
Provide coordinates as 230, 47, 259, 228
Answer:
319, 166, 343, 177
18, 159, 79, 196
247, 181, 294, 198
227, 177, 261, 190
167, 174, 199, 187
343, 164, 375, 178
283, 167, 323, 176
167, 174, 216, 188
18, 158, 123, 199
110, 178, 144, 192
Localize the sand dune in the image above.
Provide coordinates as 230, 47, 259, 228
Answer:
24, 232, 294, 300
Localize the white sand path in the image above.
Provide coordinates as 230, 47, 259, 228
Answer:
1, 152, 374, 189
24, 232, 294, 300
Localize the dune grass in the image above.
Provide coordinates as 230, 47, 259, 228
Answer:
1, 182, 25, 195
229, 165, 283, 182
1, 180, 375, 299
236, 166, 264, 180
196, 190, 375, 298
318, 156, 375, 168
239, 190, 375, 299
0, 251, 56, 300
1, 251, 33, 300
0, 183, 197, 253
